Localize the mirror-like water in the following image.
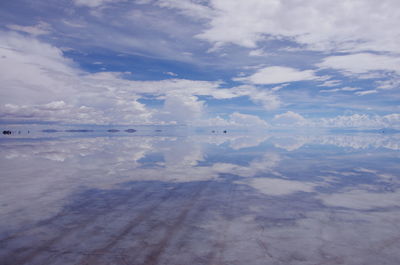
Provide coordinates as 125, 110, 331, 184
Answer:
1, 133, 399, 265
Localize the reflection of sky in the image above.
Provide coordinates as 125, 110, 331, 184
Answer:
1, 133, 400, 264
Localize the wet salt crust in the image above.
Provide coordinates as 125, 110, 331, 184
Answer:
1, 133, 399, 265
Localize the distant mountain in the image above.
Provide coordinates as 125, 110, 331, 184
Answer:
65, 129, 94, 132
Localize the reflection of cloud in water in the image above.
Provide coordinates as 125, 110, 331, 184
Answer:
271, 136, 308, 151
228, 135, 270, 150
316, 134, 400, 150
271, 133, 400, 151
319, 189, 400, 210
162, 138, 204, 166
212, 152, 282, 177
241, 178, 318, 196
188, 134, 270, 150
1, 135, 400, 264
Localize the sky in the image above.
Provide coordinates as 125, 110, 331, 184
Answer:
0, 0, 400, 129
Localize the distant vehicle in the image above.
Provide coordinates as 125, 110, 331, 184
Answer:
125, 129, 137, 133
223, 130, 227, 133
2, 130, 12, 135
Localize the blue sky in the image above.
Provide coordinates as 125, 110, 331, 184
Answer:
1, 0, 400, 129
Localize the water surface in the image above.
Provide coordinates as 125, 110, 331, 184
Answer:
1, 132, 399, 265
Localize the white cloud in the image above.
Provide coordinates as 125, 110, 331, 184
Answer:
164, 71, 178, 76
0, 31, 281, 125
6, 22, 51, 36
198, 112, 268, 130
318, 79, 342, 87
273, 111, 307, 126
2, 31, 279, 124
319, 87, 360, 93
376, 78, 400, 90
230, 85, 281, 110
155, 94, 205, 124
355, 89, 378, 96
318, 53, 400, 75
320, 113, 400, 129
235, 66, 318, 85
229, 112, 268, 128
72, 0, 120, 8
157, 0, 214, 20
248, 48, 268, 57
269, 112, 400, 130
159, 0, 400, 54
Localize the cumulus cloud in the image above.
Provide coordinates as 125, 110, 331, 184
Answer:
273, 111, 307, 126
228, 85, 281, 110
198, 112, 268, 129
229, 112, 269, 128
0, 101, 107, 123
317, 53, 400, 76
0, 30, 277, 124
159, 0, 400, 54
270, 112, 400, 130
235, 66, 318, 85
155, 94, 205, 124
320, 113, 400, 129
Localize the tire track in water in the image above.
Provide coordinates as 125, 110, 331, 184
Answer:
1, 184, 149, 244
2, 184, 155, 265
140, 181, 211, 265
206, 181, 236, 265
75, 182, 189, 265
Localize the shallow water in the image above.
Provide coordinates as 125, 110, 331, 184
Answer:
1, 132, 400, 265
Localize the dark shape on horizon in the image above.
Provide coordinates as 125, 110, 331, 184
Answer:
42, 129, 59, 133
155, 129, 162, 132
125, 129, 137, 133
212, 130, 215, 133
223, 130, 227, 133
2, 130, 12, 135
107, 129, 120, 133
65, 129, 94, 133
